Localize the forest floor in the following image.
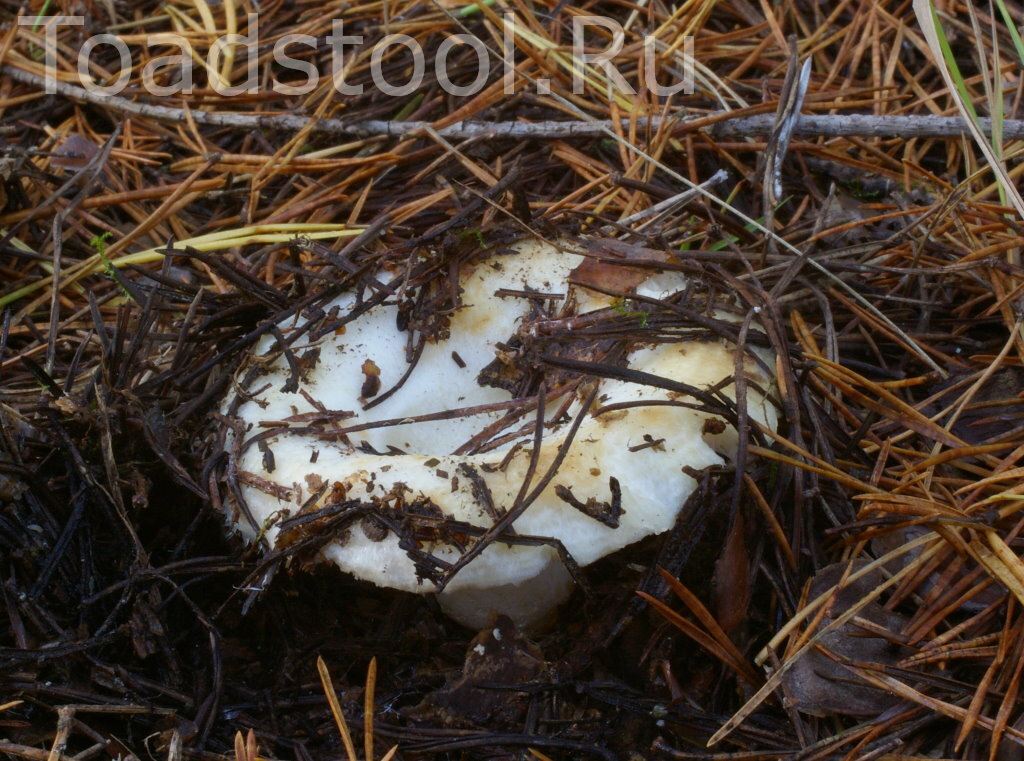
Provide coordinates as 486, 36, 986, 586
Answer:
3, 0, 1024, 759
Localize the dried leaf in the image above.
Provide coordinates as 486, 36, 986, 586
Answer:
568, 238, 672, 293
713, 513, 750, 634
50, 133, 99, 169
781, 562, 908, 717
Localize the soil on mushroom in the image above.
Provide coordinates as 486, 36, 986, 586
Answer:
2, 1, 1024, 760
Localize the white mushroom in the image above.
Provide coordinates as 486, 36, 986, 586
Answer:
221, 236, 777, 629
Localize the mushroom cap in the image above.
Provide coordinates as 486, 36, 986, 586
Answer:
222, 237, 777, 628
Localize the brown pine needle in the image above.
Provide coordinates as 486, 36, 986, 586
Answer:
364, 657, 376, 761
640, 568, 761, 686
317, 656, 359, 761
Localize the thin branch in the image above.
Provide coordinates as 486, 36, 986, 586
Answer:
7, 64, 1024, 141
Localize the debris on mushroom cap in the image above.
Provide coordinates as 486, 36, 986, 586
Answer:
221, 236, 778, 629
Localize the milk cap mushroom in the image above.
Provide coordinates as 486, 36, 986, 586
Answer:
220, 236, 777, 629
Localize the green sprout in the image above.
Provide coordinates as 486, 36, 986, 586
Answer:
611, 296, 649, 328
90, 231, 113, 255
391, 92, 424, 122
90, 232, 131, 300
28, 0, 55, 61
458, 0, 496, 17
456, 227, 487, 248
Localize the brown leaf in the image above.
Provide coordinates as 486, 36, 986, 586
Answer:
569, 238, 673, 293
713, 513, 750, 634
50, 133, 99, 170
781, 561, 909, 717
411, 615, 547, 726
